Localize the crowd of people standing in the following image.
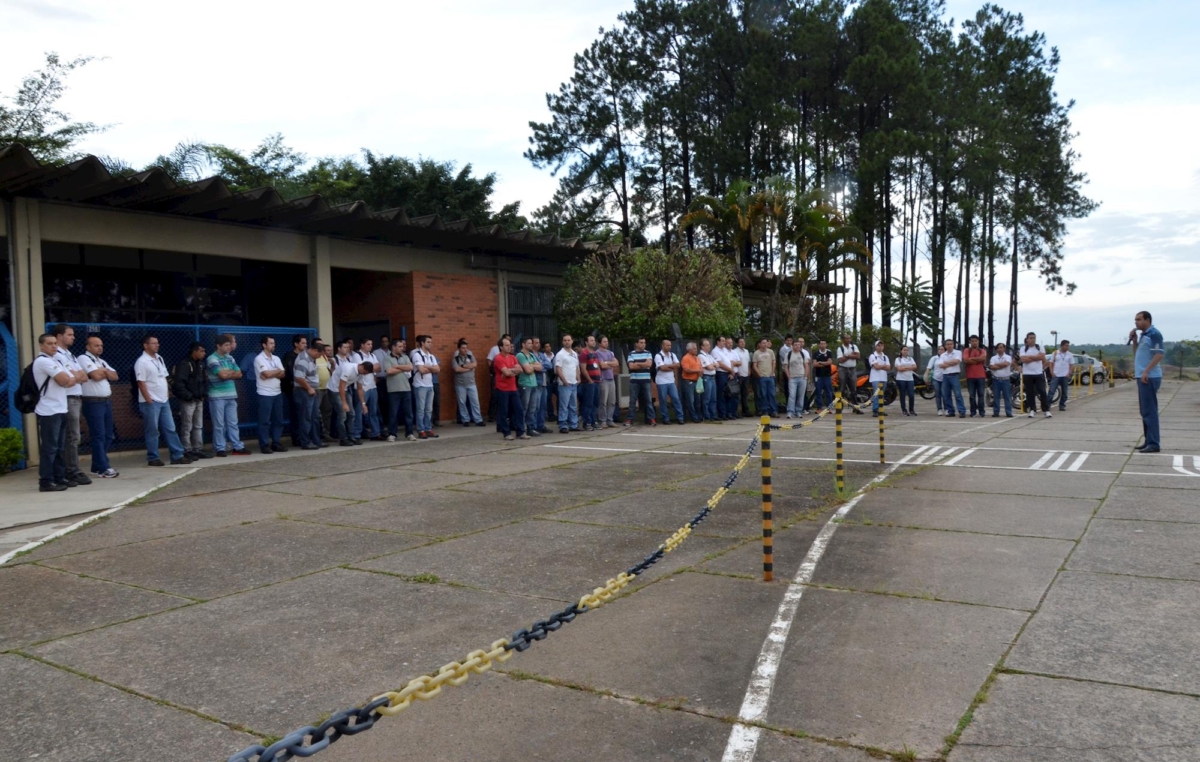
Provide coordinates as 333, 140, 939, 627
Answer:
26, 311, 1167, 492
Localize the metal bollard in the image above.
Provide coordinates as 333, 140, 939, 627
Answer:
877, 383, 886, 464
834, 391, 845, 494
760, 415, 773, 583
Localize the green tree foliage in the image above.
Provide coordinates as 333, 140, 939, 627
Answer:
0, 53, 105, 163
555, 247, 743, 338
529, 0, 1095, 346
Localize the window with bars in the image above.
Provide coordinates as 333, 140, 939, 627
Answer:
508, 283, 557, 344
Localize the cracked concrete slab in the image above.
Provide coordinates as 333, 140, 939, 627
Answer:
949, 673, 1200, 762
1068, 518, 1200, 581
1098, 486, 1200, 523
857, 488, 1096, 539
1, 653, 258, 762
43, 519, 426, 599
812, 523, 1072, 610
0, 564, 186, 650
30, 568, 549, 736
356, 518, 738, 601
1007, 571, 1200, 695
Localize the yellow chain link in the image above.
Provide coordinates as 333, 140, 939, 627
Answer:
372, 638, 512, 716
368, 424, 770, 722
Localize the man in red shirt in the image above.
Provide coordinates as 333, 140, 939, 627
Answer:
963, 335, 988, 418
577, 335, 602, 431
492, 337, 528, 441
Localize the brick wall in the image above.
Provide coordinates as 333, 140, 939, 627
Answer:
332, 269, 499, 422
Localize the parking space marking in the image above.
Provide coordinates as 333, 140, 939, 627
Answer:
1047, 452, 1074, 471
942, 448, 977, 466
1172, 455, 1200, 477
1030, 452, 1056, 470
1067, 453, 1090, 471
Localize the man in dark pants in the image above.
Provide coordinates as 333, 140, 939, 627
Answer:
1018, 332, 1051, 418
172, 342, 212, 460
32, 333, 77, 491
1130, 311, 1165, 452
963, 335, 988, 417
292, 340, 324, 450
281, 335, 305, 445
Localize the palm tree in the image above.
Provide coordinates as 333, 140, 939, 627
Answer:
886, 276, 940, 347
788, 189, 870, 335
678, 179, 766, 268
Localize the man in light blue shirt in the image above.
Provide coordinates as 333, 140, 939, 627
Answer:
1130, 310, 1165, 452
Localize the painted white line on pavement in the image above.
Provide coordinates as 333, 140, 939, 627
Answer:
0, 468, 199, 566
1029, 451, 1056, 470
1067, 453, 1090, 471
1047, 451, 1074, 471
914, 446, 942, 465
1171, 455, 1200, 477
942, 448, 977, 466
719, 445, 929, 762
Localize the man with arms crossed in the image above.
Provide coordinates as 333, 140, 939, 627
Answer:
1018, 332, 1051, 418
78, 334, 120, 478
1050, 340, 1073, 412
989, 342, 1014, 418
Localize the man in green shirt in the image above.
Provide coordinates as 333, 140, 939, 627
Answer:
206, 334, 249, 456
516, 337, 543, 437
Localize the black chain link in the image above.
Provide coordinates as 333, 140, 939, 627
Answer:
226, 432, 763, 762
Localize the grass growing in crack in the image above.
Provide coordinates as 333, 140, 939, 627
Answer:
406, 573, 441, 584
893, 746, 917, 762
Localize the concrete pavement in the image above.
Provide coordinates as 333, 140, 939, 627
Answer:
1, 379, 1196, 761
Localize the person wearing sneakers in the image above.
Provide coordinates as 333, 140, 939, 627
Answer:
78, 334, 120, 478
894, 345, 917, 416
698, 338, 719, 421
135, 335, 191, 466
452, 338, 485, 428
867, 341, 890, 416
411, 335, 440, 439
1050, 340, 1074, 411
989, 342, 1014, 417
963, 335, 988, 417
1018, 332, 1051, 418
207, 334, 250, 457
938, 338, 967, 418
493, 336, 528, 440
173, 342, 213, 461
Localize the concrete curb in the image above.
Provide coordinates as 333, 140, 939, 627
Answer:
0, 468, 199, 566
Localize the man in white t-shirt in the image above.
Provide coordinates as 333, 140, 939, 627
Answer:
411, 334, 441, 438
332, 357, 372, 446
351, 338, 382, 440
134, 334, 189, 466
655, 339, 684, 424
554, 334, 580, 433
32, 333, 77, 491
837, 335, 862, 414
729, 336, 748, 415
698, 338, 718, 421
894, 346, 918, 416
254, 336, 287, 454
78, 334, 120, 478
51, 324, 91, 485
1018, 332, 1051, 418
938, 338, 966, 417
785, 337, 811, 418
867, 341, 890, 416
1050, 340, 1074, 411
989, 342, 1014, 417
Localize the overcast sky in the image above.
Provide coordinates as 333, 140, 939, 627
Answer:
3, 0, 1197, 343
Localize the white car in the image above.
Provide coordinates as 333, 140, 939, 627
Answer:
1072, 355, 1107, 384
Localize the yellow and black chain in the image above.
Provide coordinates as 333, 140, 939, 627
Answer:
227, 427, 765, 762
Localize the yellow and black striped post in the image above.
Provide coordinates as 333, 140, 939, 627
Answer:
1108, 363, 1115, 388
877, 383, 886, 464
834, 391, 845, 493
760, 415, 773, 582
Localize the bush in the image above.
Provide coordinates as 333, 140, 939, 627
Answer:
0, 428, 24, 474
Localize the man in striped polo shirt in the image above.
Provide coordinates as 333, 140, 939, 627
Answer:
624, 337, 657, 427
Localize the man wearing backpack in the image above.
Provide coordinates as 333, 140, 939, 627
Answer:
29, 333, 80, 491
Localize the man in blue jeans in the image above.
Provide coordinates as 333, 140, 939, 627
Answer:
207, 334, 250, 456
134, 334, 190, 466
989, 343, 1014, 417
253, 336, 288, 454
1131, 311, 1165, 452
654, 339, 685, 423
78, 334, 120, 478
554, 334, 581, 432
410, 334, 441, 439
937, 338, 967, 418
1050, 340, 1073, 411
292, 340, 324, 450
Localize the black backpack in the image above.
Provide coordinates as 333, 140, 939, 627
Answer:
15, 362, 51, 415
